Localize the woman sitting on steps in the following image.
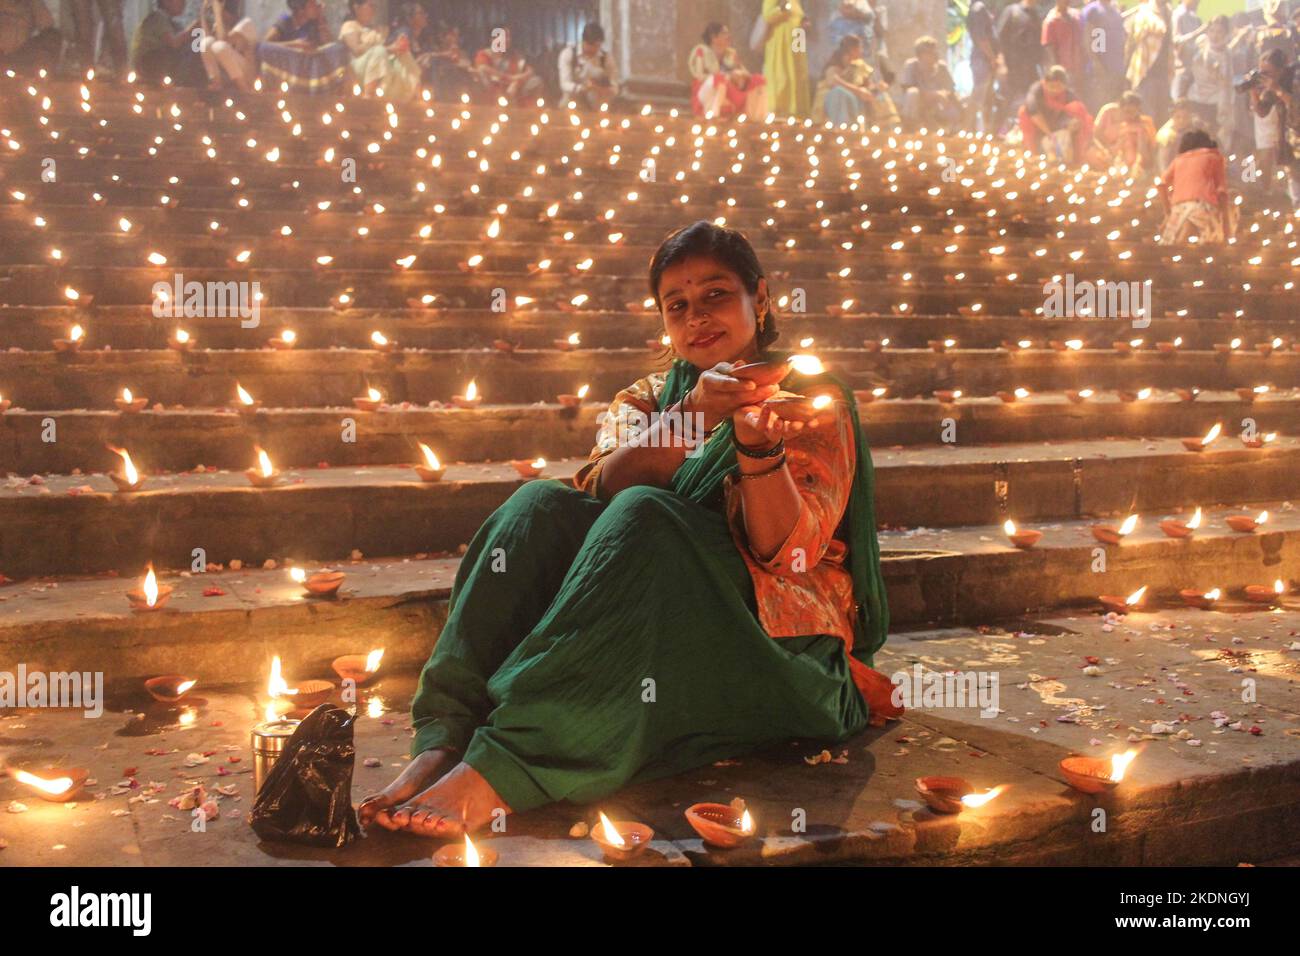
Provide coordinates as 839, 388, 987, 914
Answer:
358, 221, 897, 838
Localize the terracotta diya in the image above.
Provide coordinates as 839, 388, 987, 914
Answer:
331, 649, 384, 685
1179, 587, 1221, 610
684, 802, 754, 848
1091, 515, 1137, 545
352, 387, 384, 412
591, 813, 654, 862
433, 836, 498, 867
1003, 520, 1041, 549
1098, 586, 1147, 614
127, 567, 173, 611
914, 776, 972, 814
1059, 750, 1137, 794
1160, 508, 1201, 538
9, 767, 90, 803
1226, 512, 1267, 533
114, 389, 148, 413
292, 679, 334, 709
144, 675, 197, 703
511, 458, 547, 478
414, 443, 446, 482
1244, 581, 1286, 604
730, 359, 793, 388
301, 570, 345, 597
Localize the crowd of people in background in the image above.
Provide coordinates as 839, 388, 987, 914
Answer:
2, 0, 1298, 221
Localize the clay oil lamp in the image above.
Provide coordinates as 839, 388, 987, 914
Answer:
1213, 337, 1242, 354
169, 328, 194, 351
108, 445, 146, 492
493, 339, 518, 353
914, 776, 1005, 814
1244, 579, 1286, 604
855, 387, 888, 404
458, 254, 485, 275
766, 393, 834, 423
558, 384, 590, 408
451, 379, 482, 409
414, 442, 446, 482
1003, 519, 1042, 549
1226, 510, 1268, 533
54, 323, 85, 352
826, 298, 855, 318
290, 566, 345, 598
1160, 506, 1201, 538
114, 386, 148, 413
1242, 431, 1277, 449
234, 382, 260, 415
788, 354, 826, 376
332, 648, 384, 685
928, 338, 955, 353
646, 332, 672, 351
8, 767, 90, 803
933, 389, 962, 404
1175, 388, 1200, 402
1112, 338, 1142, 354
997, 387, 1030, 403
684, 802, 755, 848
353, 385, 384, 412
1256, 337, 1283, 356
145, 675, 197, 703
1091, 513, 1138, 545
1066, 388, 1094, 404
731, 358, 793, 388
862, 337, 890, 352
555, 331, 581, 351
1181, 422, 1221, 452
127, 565, 173, 611
1156, 337, 1182, 354
1117, 387, 1151, 404
1236, 385, 1269, 404
1098, 585, 1147, 615
368, 330, 397, 353
409, 293, 441, 312
1060, 748, 1138, 795
511, 457, 547, 478
434, 834, 498, 868
0, 393, 9, 415
591, 811, 654, 862
1179, 587, 1221, 610
245, 446, 280, 488
269, 329, 297, 350
332, 290, 355, 313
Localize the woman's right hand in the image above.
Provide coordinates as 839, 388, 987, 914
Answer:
683, 363, 780, 433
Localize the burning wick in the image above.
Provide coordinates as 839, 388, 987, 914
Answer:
433, 833, 497, 867
1245, 579, 1287, 604
1092, 513, 1138, 545
1061, 749, 1140, 793
127, 564, 173, 611
108, 444, 144, 492
245, 446, 279, 487
1003, 519, 1042, 549
1160, 507, 1202, 538
1226, 510, 1269, 533
8, 768, 87, 802
1179, 587, 1222, 609
55, 323, 85, 352
414, 442, 446, 482
558, 383, 590, 408
511, 457, 547, 478
960, 785, 1006, 809
452, 379, 482, 409
115, 386, 148, 412
353, 385, 384, 411
1099, 585, 1147, 615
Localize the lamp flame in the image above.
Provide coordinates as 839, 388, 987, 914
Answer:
789, 354, 824, 375
142, 565, 159, 608
1109, 749, 1139, 782
236, 383, 254, 406
597, 811, 625, 847
110, 445, 139, 485
465, 379, 478, 402
463, 834, 482, 866
11, 769, 73, 796
1125, 585, 1148, 607
255, 447, 273, 477
1118, 514, 1138, 536
1188, 507, 1202, 530
419, 443, 441, 470
961, 785, 1006, 808
365, 649, 384, 673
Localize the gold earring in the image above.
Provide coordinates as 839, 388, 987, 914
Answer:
757, 310, 766, 331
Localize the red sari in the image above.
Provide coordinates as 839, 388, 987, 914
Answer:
1019, 81, 1094, 164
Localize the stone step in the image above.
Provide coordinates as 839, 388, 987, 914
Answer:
0, 303, 1290, 352
0, 347, 1294, 409
3, 441, 1296, 577
4, 393, 1297, 474
3, 504, 1298, 682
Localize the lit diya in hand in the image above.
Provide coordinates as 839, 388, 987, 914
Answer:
557, 384, 589, 408
114, 387, 148, 412
1226, 510, 1268, 532
290, 566, 345, 597
414, 442, 446, 481
108, 445, 145, 492
511, 457, 547, 478
1179, 587, 1221, 610
8, 767, 90, 803
127, 565, 173, 611
591, 811, 654, 862
764, 392, 834, 423
1060, 748, 1138, 794
353, 385, 384, 412
268, 329, 297, 350
1003, 519, 1041, 549
451, 379, 482, 409
1098, 585, 1147, 615
730, 358, 793, 388
1092, 513, 1138, 545
145, 675, 197, 703
1160, 507, 1202, 538
1181, 422, 1222, 452
54, 323, 86, 352
684, 801, 755, 848
1244, 579, 1287, 604
332, 648, 384, 684
245, 446, 280, 487
914, 776, 1006, 814
433, 834, 498, 867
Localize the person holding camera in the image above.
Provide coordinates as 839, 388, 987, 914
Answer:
1247, 46, 1300, 206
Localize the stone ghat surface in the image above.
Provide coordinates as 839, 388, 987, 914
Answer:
2, 440, 1297, 577
4, 501, 1300, 677
4, 394, 1298, 473
0, 607, 1295, 866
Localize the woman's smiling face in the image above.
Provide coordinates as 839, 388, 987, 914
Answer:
657, 256, 767, 368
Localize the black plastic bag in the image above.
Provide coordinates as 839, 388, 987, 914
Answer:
248, 704, 361, 847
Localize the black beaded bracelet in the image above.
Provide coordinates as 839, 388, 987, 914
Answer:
732, 435, 785, 460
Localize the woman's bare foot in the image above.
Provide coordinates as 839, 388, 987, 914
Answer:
357, 747, 456, 831
389, 761, 511, 838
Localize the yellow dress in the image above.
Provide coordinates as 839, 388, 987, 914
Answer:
762, 0, 810, 118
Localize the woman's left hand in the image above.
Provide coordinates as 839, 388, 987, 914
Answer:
733, 402, 806, 448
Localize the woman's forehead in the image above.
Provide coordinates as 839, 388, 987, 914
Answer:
658, 257, 739, 297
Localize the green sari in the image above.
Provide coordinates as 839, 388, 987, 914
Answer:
409, 356, 890, 812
